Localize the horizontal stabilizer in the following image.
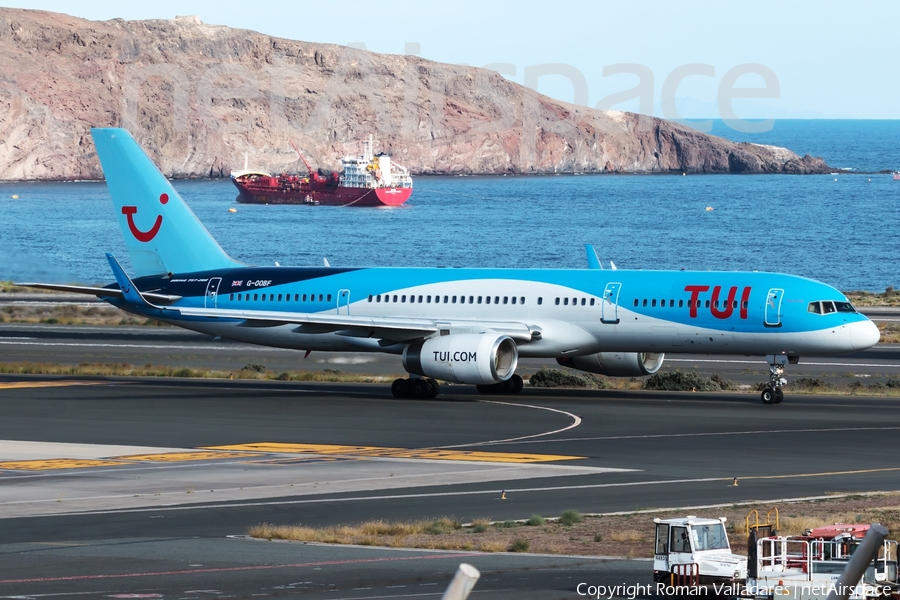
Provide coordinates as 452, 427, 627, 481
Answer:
14, 282, 181, 304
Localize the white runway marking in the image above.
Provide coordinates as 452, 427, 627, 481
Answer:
499, 426, 900, 446
432, 401, 583, 449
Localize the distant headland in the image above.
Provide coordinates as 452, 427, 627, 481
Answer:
0, 8, 831, 180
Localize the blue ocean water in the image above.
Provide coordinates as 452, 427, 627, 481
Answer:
1, 120, 897, 292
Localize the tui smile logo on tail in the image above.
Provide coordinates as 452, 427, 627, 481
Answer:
122, 193, 168, 242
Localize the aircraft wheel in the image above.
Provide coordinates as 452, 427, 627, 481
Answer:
426, 378, 440, 398
410, 378, 432, 399
475, 384, 495, 394
760, 387, 777, 404
391, 378, 409, 399
774, 388, 784, 404
509, 374, 524, 394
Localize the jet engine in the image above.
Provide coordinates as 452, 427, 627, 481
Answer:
557, 352, 664, 377
403, 334, 518, 385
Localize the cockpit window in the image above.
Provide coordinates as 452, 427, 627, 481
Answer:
808, 301, 857, 315
834, 302, 857, 313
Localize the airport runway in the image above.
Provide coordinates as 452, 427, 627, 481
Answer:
2, 319, 900, 598
2, 322, 900, 385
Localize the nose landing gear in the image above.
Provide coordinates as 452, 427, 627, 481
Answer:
760, 354, 788, 404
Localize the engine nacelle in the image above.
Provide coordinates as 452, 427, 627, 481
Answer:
557, 352, 665, 377
403, 334, 518, 385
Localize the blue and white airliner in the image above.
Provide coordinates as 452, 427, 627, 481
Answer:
21, 129, 880, 403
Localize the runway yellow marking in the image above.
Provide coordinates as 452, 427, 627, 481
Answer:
0, 381, 107, 390
205, 442, 584, 463
113, 451, 260, 462
0, 459, 130, 471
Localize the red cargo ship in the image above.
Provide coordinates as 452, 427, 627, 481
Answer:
231, 137, 413, 207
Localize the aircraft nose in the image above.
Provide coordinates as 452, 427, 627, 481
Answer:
850, 319, 880, 350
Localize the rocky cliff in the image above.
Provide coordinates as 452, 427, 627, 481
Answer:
0, 9, 830, 180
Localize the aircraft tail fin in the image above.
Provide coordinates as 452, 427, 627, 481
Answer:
91, 128, 243, 277
585, 244, 603, 270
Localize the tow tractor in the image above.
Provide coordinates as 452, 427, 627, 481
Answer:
653, 516, 748, 589
746, 522, 900, 600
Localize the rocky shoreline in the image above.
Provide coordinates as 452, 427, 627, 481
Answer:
0, 8, 831, 180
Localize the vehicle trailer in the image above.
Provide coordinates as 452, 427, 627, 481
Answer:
746, 524, 900, 600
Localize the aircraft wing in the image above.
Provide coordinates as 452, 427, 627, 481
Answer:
15, 282, 182, 304
172, 306, 538, 344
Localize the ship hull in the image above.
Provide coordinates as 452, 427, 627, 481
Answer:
232, 179, 412, 207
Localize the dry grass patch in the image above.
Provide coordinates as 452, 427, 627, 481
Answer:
247, 493, 900, 557
0, 361, 397, 384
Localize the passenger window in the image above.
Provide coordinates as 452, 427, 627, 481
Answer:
270, 294, 274, 301
679, 299, 683, 307
261, 294, 266, 302
327, 294, 331, 302
277, 294, 282, 301
418, 295, 423, 303
253, 293, 258, 301
538, 297, 542, 305
705, 300, 710, 308
572, 297, 576, 306
469, 296, 474, 304
642, 299, 647, 307
368, 295, 373, 302
410, 295, 415, 303
511, 297, 517, 305
452, 296, 457, 303
504, 297, 509, 304
486, 296, 491, 304
732, 300, 737, 309
651, 299, 656, 307
495, 296, 500, 304
634, 299, 639, 307
555, 298, 560, 305
478, 296, 483, 304
564, 298, 569, 306
590, 298, 595, 306
294, 294, 299, 301
402, 295, 407, 302
393, 295, 398, 302
376, 295, 381, 302
229, 293, 234, 301
445, 296, 450, 303
742, 300, 748, 309
580, 298, 585, 306
302, 294, 307, 301
521, 297, 525, 304
670, 299, 675, 307
427, 295, 432, 303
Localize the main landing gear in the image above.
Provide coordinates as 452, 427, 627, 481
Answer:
760, 354, 789, 405
391, 377, 440, 399
476, 374, 524, 395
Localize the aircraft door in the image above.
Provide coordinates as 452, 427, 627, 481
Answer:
764, 288, 783, 327
337, 288, 351, 315
601, 282, 622, 324
205, 277, 222, 308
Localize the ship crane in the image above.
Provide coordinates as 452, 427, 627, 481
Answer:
289, 141, 314, 176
